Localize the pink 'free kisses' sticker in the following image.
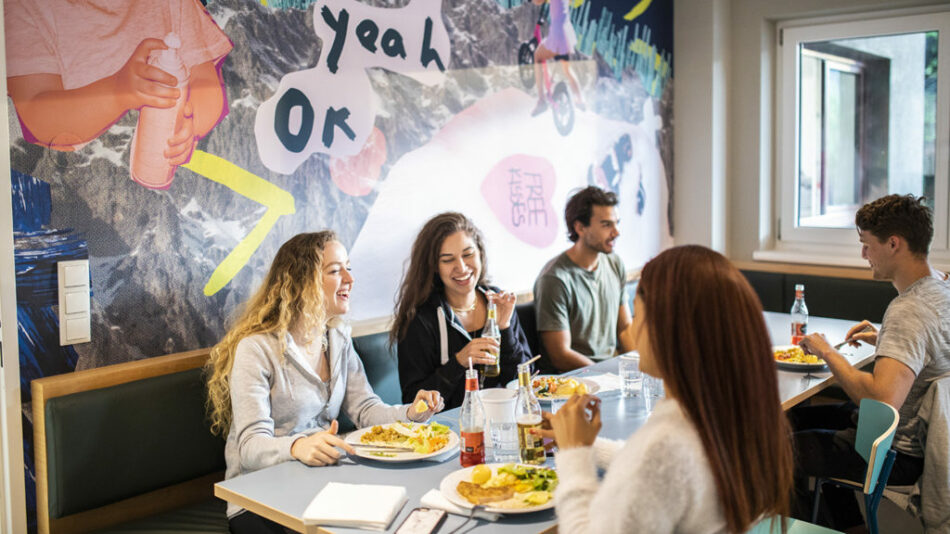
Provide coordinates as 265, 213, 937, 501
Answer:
481, 154, 557, 248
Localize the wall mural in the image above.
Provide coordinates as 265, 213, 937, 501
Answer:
5, 0, 672, 528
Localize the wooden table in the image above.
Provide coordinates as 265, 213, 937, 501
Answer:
215, 311, 876, 532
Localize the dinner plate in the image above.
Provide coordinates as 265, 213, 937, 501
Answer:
504, 375, 600, 401
438, 463, 557, 514
773, 344, 828, 372
345, 422, 459, 462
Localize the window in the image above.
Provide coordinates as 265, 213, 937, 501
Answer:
771, 10, 950, 260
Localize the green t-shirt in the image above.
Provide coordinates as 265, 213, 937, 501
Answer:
533, 251, 626, 361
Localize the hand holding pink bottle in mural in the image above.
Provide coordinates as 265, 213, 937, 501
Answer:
113, 38, 185, 112
130, 33, 195, 189
4, 0, 232, 189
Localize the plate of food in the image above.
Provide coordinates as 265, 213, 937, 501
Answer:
345, 421, 458, 462
773, 345, 827, 371
504, 375, 600, 401
439, 463, 558, 514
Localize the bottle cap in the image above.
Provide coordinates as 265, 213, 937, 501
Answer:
163, 32, 182, 49
150, 33, 188, 81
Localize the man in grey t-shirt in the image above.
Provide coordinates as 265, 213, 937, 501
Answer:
794, 195, 949, 530
533, 186, 633, 372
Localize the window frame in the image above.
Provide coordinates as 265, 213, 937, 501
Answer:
772, 10, 950, 260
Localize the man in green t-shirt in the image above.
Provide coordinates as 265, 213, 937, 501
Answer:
533, 186, 633, 372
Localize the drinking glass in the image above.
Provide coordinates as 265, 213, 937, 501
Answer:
643, 375, 664, 412
479, 388, 519, 463
644, 375, 664, 398
619, 352, 643, 398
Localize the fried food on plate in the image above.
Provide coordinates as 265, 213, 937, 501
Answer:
774, 346, 824, 365
457, 481, 515, 505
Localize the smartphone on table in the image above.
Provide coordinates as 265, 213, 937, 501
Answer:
394, 507, 447, 534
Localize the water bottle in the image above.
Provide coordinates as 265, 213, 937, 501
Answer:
459, 368, 486, 467
790, 284, 808, 344
130, 33, 190, 189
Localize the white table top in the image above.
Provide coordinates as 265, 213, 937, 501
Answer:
215, 311, 877, 533
762, 312, 876, 409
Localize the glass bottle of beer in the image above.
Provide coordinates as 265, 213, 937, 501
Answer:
459, 368, 486, 467
482, 300, 501, 378
516, 363, 545, 465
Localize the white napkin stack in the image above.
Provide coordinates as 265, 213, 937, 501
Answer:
303, 482, 407, 530
584, 372, 623, 393
420, 489, 501, 521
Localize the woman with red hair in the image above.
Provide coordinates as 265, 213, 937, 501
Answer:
541, 245, 794, 533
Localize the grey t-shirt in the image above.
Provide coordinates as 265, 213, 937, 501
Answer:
876, 276, 950, 457
533, 251, 626, 361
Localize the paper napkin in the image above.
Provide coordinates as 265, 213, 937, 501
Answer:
420, 489, 501, 521
303, 482, 407, 530
583, 372, 623, 393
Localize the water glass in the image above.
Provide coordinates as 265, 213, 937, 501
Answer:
644, 375, 664, 398
479, 388, 519, 463
488, 422, 520, 463
619, 352, 643, 398
643, 375, 664, 412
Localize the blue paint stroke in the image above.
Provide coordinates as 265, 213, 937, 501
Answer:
11, 170, 50, 232
11, 170, 87, 534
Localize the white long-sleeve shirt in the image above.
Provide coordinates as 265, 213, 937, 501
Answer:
554, 398, 727, 533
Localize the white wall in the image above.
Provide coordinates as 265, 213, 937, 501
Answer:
0, 0, 27, 529
673, 0, 730, 252
674, 0, 949, 260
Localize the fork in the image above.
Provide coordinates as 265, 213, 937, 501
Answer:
832, 324, 873, 351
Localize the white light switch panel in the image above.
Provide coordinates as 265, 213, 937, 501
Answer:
58, 259, 91, 345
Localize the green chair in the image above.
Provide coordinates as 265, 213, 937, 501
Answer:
811, 398, 900, 534
748, 516, 843, 533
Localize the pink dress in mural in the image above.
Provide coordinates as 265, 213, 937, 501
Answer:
541, 0, 577, 55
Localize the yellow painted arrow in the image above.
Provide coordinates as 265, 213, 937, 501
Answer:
183, 150, 295, 296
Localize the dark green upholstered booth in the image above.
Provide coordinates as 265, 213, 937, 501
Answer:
352, 331, 401, 406
32, 350, 227, 534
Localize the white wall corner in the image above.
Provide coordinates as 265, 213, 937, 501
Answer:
674, 0, 730, 252
0, 0, 28, 529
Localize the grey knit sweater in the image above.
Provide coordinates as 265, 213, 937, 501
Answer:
223, 325, 409, 518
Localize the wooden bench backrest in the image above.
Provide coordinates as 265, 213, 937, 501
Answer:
32, 349, 224, 534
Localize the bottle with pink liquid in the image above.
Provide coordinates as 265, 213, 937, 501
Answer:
130, 33, 190, 189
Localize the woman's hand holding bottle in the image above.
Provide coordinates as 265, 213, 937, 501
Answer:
454, 337, 499, 367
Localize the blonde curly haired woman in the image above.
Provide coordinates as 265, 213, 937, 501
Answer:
207, 231, 443, 534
